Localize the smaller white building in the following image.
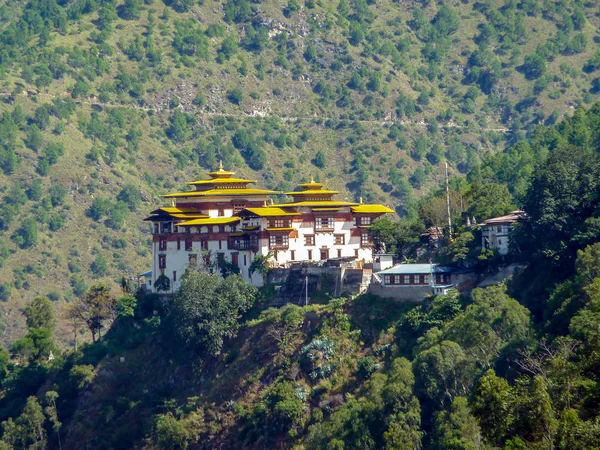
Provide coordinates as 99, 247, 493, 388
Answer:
481, 210, 525, 256
369, 263, 457, 301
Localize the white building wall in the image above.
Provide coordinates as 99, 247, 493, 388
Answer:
482, 225, 511, 256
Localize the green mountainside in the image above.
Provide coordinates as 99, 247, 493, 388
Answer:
1, 0, 600, 340
0, 99, 599, 448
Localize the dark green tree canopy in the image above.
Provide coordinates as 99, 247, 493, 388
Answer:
171, 272, 257, 357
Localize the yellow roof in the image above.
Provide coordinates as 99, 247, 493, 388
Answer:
287, 189, 340, 196
163, 188, 278, 198
242, 207, 300, 217
177, 217, 241, 226
188, 177, 256, 185
299, 179, 325, 189
170, 213, 209, 219
273, 201, 359, 207
351, 205, 395, 214
151, 207, 198, 214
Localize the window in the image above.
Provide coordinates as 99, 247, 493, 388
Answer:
384, 275, 391, 284
360, 216, 372, 226
159, 239, 167, 251
305, 235, 315, 246
177, 239, 181, 250
497, 225, 503, 233
308, 249, 313, 260
159, 255, 166, 269
185, 240, 193, 251
219, 240, 222, 250
269, 235, 289, 248
361, 231, 371, 247
315, 217, 334, 231
320, 248, 328, 260
334, 234, 345, 245
403, 275, 410, 284
243, 255, 247, 266
173, 271, 177, 282
154, 224, 159, 234
337, 249, 342, 258
498, 239, 502, 245
291, 250, 296, 260
354, 249, 359, 258
160, 222, 172, 233
233, 204, 245, 213
232, 253, 239, 266
200, 240, 208, 250
218, 209, 225, 217
185, 227, 191, 234
270, 219, 286, 228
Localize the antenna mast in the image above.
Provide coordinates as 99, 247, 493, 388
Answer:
445, 161, 452, 239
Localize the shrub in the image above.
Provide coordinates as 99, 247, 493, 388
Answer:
357, 356, 381, 379
227, 88, 243, 105
302, 338, 335, 380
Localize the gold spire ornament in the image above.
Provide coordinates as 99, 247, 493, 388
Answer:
219, 160, 224, 171
171, 198, 176, 207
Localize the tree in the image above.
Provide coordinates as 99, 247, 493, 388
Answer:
11, 328, 57, 365
0, 397, 47, 449
413, 340, 475, 408
117, 184, 142, 211
471, 369, 514, 445
523, 53, 546, 79
44, 391, 62, 450
467, 183, 513, 223
171, 272, 257, 357
515, 143, 600, 271
369, 216, 423, 259
24, 297, 56, 330
67, 283, 115, 342
313, 150, 326, 168
90, 255, 108, 278
116, 295, 137, 318
13, 218, 37, 248
432, 397, 482, 450
154, 274, 171, 292
227, 88, 243, 105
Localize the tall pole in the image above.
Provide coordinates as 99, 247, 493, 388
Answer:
445, 161, 452, 239
305, 275, 309, 306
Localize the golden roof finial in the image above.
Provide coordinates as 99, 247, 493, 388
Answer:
270, 198, 274, 205
171, 198, 176, 207
219, 160, 224, 171
310, 174, 314, 183
359, 197, 363, 204
263, 200, 267, 207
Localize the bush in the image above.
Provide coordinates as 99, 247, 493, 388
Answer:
302, 338, 335, 380
227, 88, 244, 105
70, 364, 96, 389
91, 255, 108, 278
357, 356, 380, 379
313, 150, 326, 168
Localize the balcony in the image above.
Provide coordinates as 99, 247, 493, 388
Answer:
228, 239, 258, 251
315, 227, 334, 233
269, 243, 289, 250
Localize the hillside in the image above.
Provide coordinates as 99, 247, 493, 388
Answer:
2, 0, 600, 341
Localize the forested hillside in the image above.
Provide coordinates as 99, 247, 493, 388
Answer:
0, 103, 600, 449
1, 0, 600, 340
